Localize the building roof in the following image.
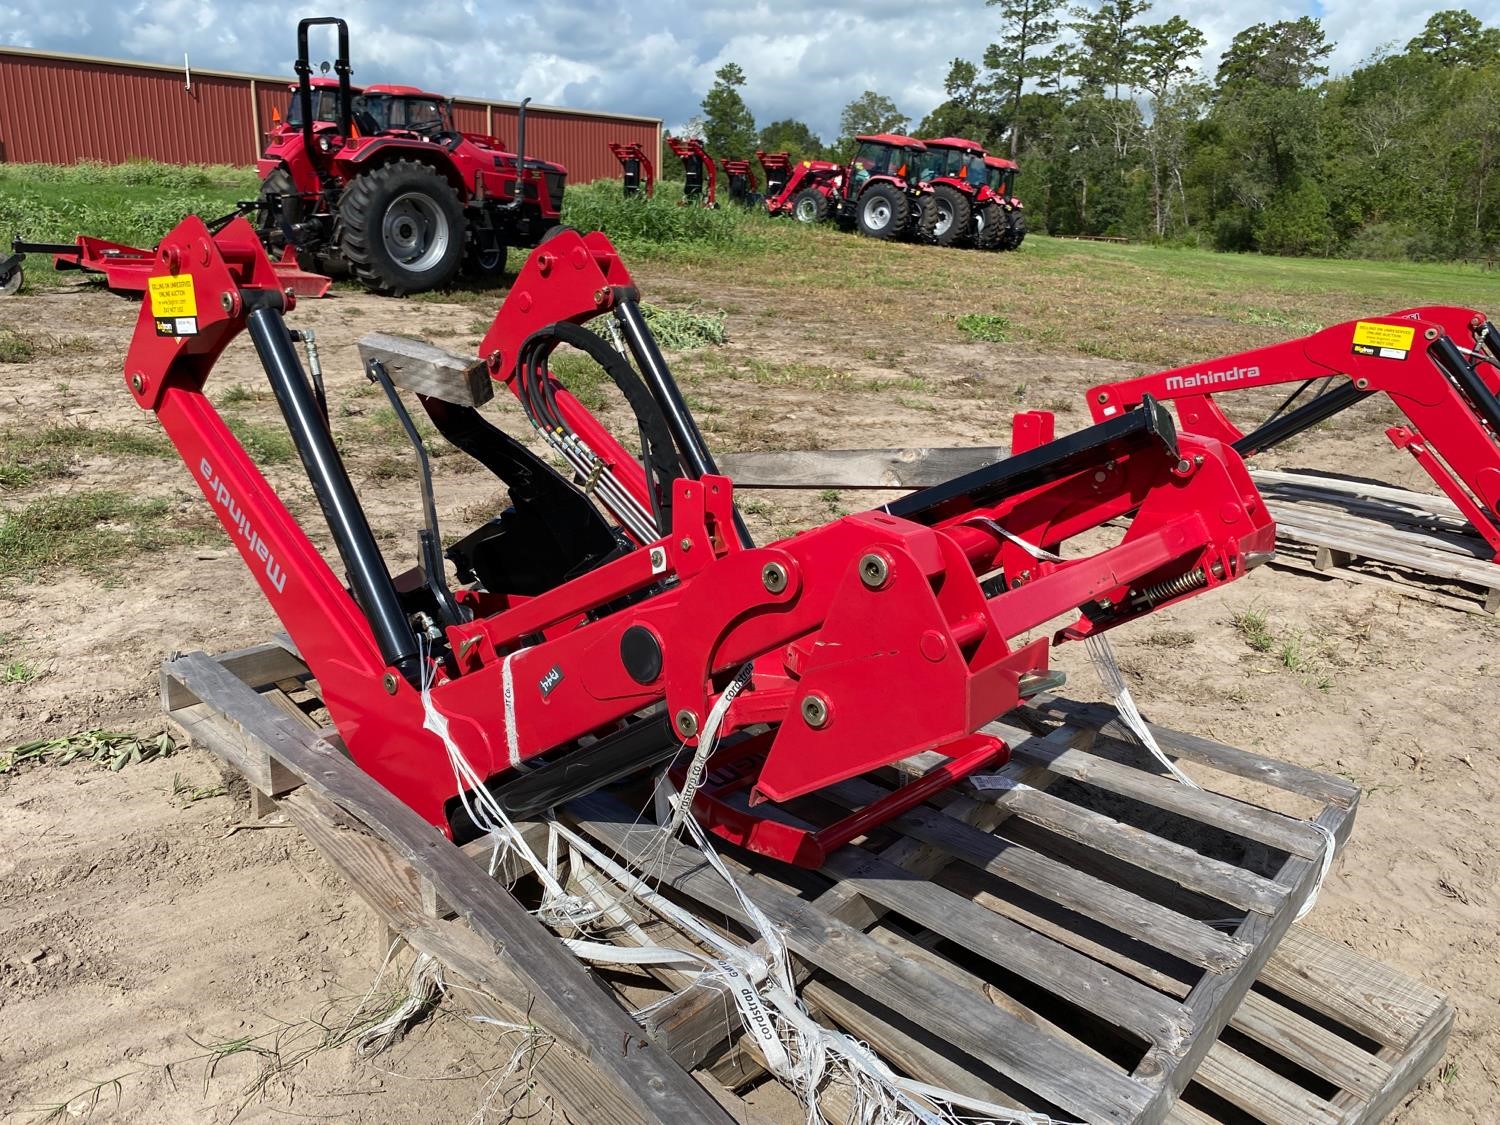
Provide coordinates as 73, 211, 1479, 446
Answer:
0, 44, 661, 125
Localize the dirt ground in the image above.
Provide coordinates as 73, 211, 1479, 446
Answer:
1, 258, 1497, 1123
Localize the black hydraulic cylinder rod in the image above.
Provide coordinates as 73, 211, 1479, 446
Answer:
247, 305, 421, 684
1433, 334, 1500, 437
614, 297, 753, 547
1232, 379, 1371, 457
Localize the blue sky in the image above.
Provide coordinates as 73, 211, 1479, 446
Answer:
2, 1, 1496, 139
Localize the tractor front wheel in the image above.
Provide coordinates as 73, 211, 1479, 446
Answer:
932, 185, 973, 248
856, 183, 909, 240
1000, 212, 1028, 250
909, 194, 938, 242
463, 216, 509, 282
338, 160, 466, 295
792, 188, 829, 224
974, 202, 1005, 250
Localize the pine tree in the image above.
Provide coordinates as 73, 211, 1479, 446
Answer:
702, 63, 758, 160
983, 0, 1065, 157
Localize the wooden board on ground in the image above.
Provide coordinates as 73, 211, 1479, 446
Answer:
162, 645, 1452, 1125
715, 448, 1500, 613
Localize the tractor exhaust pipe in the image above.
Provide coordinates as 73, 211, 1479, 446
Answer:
506, 97, 531, 211
295, 17, 352, 167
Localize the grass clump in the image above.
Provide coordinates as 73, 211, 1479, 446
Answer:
0, 424, 173, 490
559, 179, 792, 262
2, 659, 36, 684
0, 491, 195, 580
1231, 607, 1274, 652
956, 313, 1011, 343
0, 327, 35, 363
225, 417, 295, 464
640, 303, 728, 348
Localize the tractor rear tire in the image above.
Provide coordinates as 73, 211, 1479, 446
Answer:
338, 160, 466, 295
932, 184, 973, 248
792, 188, 829, 224
856, 183, 909, 240
909, 194, 939, 243
974, 202, 1005, 250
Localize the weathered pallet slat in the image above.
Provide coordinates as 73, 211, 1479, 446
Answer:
163, 647, 1453, 1125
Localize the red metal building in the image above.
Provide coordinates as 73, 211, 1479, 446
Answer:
0, 46, 660, 183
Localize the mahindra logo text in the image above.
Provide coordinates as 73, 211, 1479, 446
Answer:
199, 457, 287, 593
1163, 365, 1260, 392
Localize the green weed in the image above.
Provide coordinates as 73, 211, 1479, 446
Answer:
1232, 608, 1274, 653
224, 417, 295, 464
956, 313, 1011, 343
0, 424, 172, 490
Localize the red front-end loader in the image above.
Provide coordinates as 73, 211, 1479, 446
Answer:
1087, 309, 1500, 562
256, 17, 566, 295
721, 159, 759, 206
666, 137, 719, 207
608, 142, 655, 198
763, 135, 937, 242
756, 151, 792, 201
120, 213, 1273, 868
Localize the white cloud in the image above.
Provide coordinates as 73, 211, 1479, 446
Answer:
5, 0, 1500, 142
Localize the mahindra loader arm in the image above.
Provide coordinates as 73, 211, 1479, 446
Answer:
1087, 308, 1500, 558
124, 214, 1273, 867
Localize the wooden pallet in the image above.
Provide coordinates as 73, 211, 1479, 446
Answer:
161, 643, 1452, 1125
1249, 469, 1500, 615
715, 449, 1500, 614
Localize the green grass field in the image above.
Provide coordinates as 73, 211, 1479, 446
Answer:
5, 161, 1500, 368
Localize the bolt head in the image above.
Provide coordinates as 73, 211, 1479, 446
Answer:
761, 561, 788, 593
679, 537, 693, 551
130, 373, 144, 393
382, 673, 399, 695
674, 709, 699, 738
801, 694, 830, 729
220, 291, 235, 312
858, 552, 890, 589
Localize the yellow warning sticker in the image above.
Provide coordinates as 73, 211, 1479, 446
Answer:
148, 274, 197, 319
1351, 320, 1414, 360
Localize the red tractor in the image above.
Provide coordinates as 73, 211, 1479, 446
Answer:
256, 17, 565, 295
917, 137, 1024, 251
764, 135, 937, 242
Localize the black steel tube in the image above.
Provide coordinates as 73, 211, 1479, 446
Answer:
1434, 334, 1500, 436
247, 306, 421, 683
1233, 379, 1371, 456
614, 298, 753, 546
295, 18, 351, 162
505, 97, 530, 210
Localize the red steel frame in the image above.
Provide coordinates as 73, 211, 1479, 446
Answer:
1087, 307, 1500, 559
123, 214, 1275, 866
665, 136, 718, 207
608, 141, 655, 197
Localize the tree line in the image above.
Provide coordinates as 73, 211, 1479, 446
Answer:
686, 7, 1500, 260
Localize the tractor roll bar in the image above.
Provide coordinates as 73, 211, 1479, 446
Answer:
246, 303, 422, 684
296, 17, 352, 160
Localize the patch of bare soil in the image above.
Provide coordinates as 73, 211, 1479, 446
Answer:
1, 264, 1496, 1122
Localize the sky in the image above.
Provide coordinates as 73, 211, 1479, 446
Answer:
2, 1, 1497, 140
